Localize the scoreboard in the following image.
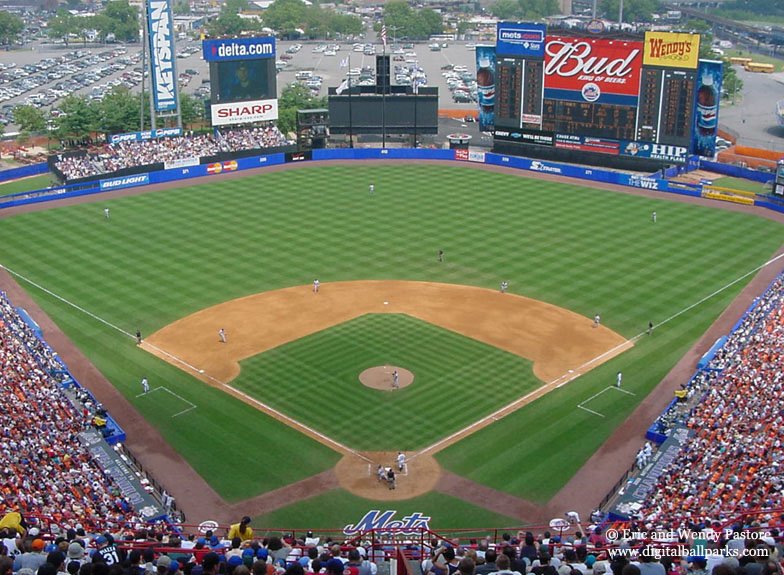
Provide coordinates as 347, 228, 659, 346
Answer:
492, 28, 703, 164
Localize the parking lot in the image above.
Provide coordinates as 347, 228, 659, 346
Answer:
0, 37, 479, 132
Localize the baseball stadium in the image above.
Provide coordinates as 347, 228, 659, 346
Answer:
0, 15, 783, 575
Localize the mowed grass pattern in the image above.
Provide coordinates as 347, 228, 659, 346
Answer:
1, 164, 783, 512
235, 313, 536, 451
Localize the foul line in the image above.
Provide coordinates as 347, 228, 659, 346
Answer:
413, 251, 784, 459
1, 264, 135, 340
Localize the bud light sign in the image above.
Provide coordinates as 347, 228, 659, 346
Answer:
475, 45, 496, 132
146, 0, 178, 112
496, 22, 546, 57
691, 59, 723, 158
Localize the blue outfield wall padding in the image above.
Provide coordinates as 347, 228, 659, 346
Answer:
312, 148, 456, 161
0, 162, 49, 184
756, 200, 784, 214
14, 307, 42, 338
699, 159, 775, 183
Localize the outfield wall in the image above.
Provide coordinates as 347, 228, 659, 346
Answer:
2, 149, 703, 210
0, 162, 48, 183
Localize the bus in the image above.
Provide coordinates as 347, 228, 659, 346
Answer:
729, 57, 752, 66
744, 62, 775, 73
429, 34, 456, 42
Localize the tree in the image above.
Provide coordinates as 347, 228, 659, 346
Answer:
103, 0, 140, 42
55, 95, 96, 141
96, 86, 140, 134
173, 0, 191, 15
180, 94, 205, 129
599, 0, 656, 23
0, 11, 23, 46
489, 0, 519, 19
380, 1, 443, 40
262, 0, 307, 37
47, 10, 78, 45
13, 105, 47, 133
277, 83, 326, 134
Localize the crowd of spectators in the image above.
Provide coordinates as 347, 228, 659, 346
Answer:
54, 126, 292, 181
634, 275, 784, 527
2, 516, 782, 575
0, 292, 140, 532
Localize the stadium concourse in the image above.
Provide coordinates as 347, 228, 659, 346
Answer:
53, 127, 292, 181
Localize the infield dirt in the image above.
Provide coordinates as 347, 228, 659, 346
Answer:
144, 279, 630, 500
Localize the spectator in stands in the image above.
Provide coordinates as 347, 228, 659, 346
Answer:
490, 553, 521, 575
13, 538, 47, 571
228, 519, 254, 544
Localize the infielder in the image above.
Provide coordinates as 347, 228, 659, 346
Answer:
219, 328, 227, 343
593, 314, 601, 328
313, 279, 320, 293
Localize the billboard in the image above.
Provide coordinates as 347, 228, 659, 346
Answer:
496, 22, 546, 57
544, 37, 643, 105
475, 45, 496, 132
210, 99, 279, 126
146, 0, 178, 112
202, 37, 276, 62
108, 127, 182, 144
643, 32, 700, 70
691, 59, 723, 157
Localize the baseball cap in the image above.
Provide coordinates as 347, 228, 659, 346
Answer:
95, 536, 108, 546
228, 556, 244, 567
32, 539, 45, 551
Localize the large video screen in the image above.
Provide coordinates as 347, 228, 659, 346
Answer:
211, 59, 276, 104
492, 27, 704, 163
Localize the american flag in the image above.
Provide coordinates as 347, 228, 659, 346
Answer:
380, 23, 387, 49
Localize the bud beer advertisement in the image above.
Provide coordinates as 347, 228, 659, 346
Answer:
544, 37, 643, 105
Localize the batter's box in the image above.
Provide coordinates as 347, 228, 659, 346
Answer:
577, 386, 636, 418
137, 386, 197, 418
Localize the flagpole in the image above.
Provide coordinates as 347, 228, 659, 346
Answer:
413, 81, 417, 148
381, 22, 386, 149
348, 54, 353, 148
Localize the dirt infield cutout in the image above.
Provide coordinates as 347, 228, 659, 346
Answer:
144, 280, 631, 500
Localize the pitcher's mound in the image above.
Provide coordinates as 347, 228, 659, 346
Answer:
359, 366, 414, 390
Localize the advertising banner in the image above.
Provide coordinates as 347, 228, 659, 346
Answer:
544, 37, 643, 105
146, 0, 178, 112
210, 99, 279, 126
494, 128, 554, 146
621, 140, 689, 163
496, 22, 546, 58
108, 128, 183, 144
643, 32, 700, 70
99, 174, 150, 191
554, 134, 620, 155
163, 157, 199, 170
475, 46, 496, 132
203, 37, 276, 62
692, 60, 723, 158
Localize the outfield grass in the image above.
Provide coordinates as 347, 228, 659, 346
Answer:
234, 313, 536, 451
712, 176, 771, 194
0, 174, 58, 196
0, 164, 782, 520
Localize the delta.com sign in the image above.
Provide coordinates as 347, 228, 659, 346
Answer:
210, 99, 278, 126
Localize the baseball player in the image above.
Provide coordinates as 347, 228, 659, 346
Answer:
397, 451, 406, 472
104, 208, 110, 220
392, 369, 399, 389
219, 328, 227, 343
652, 211, 657, 223
141, 377, 149, 394
616, 371, 623, 388
500, 281, 508, 294
136, 330, 142, 345
593, 314, 601, 328
647, 321, 654, 335
313, 279, 320, 293
438, 249, 444, 263
369, 183, 375, 194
